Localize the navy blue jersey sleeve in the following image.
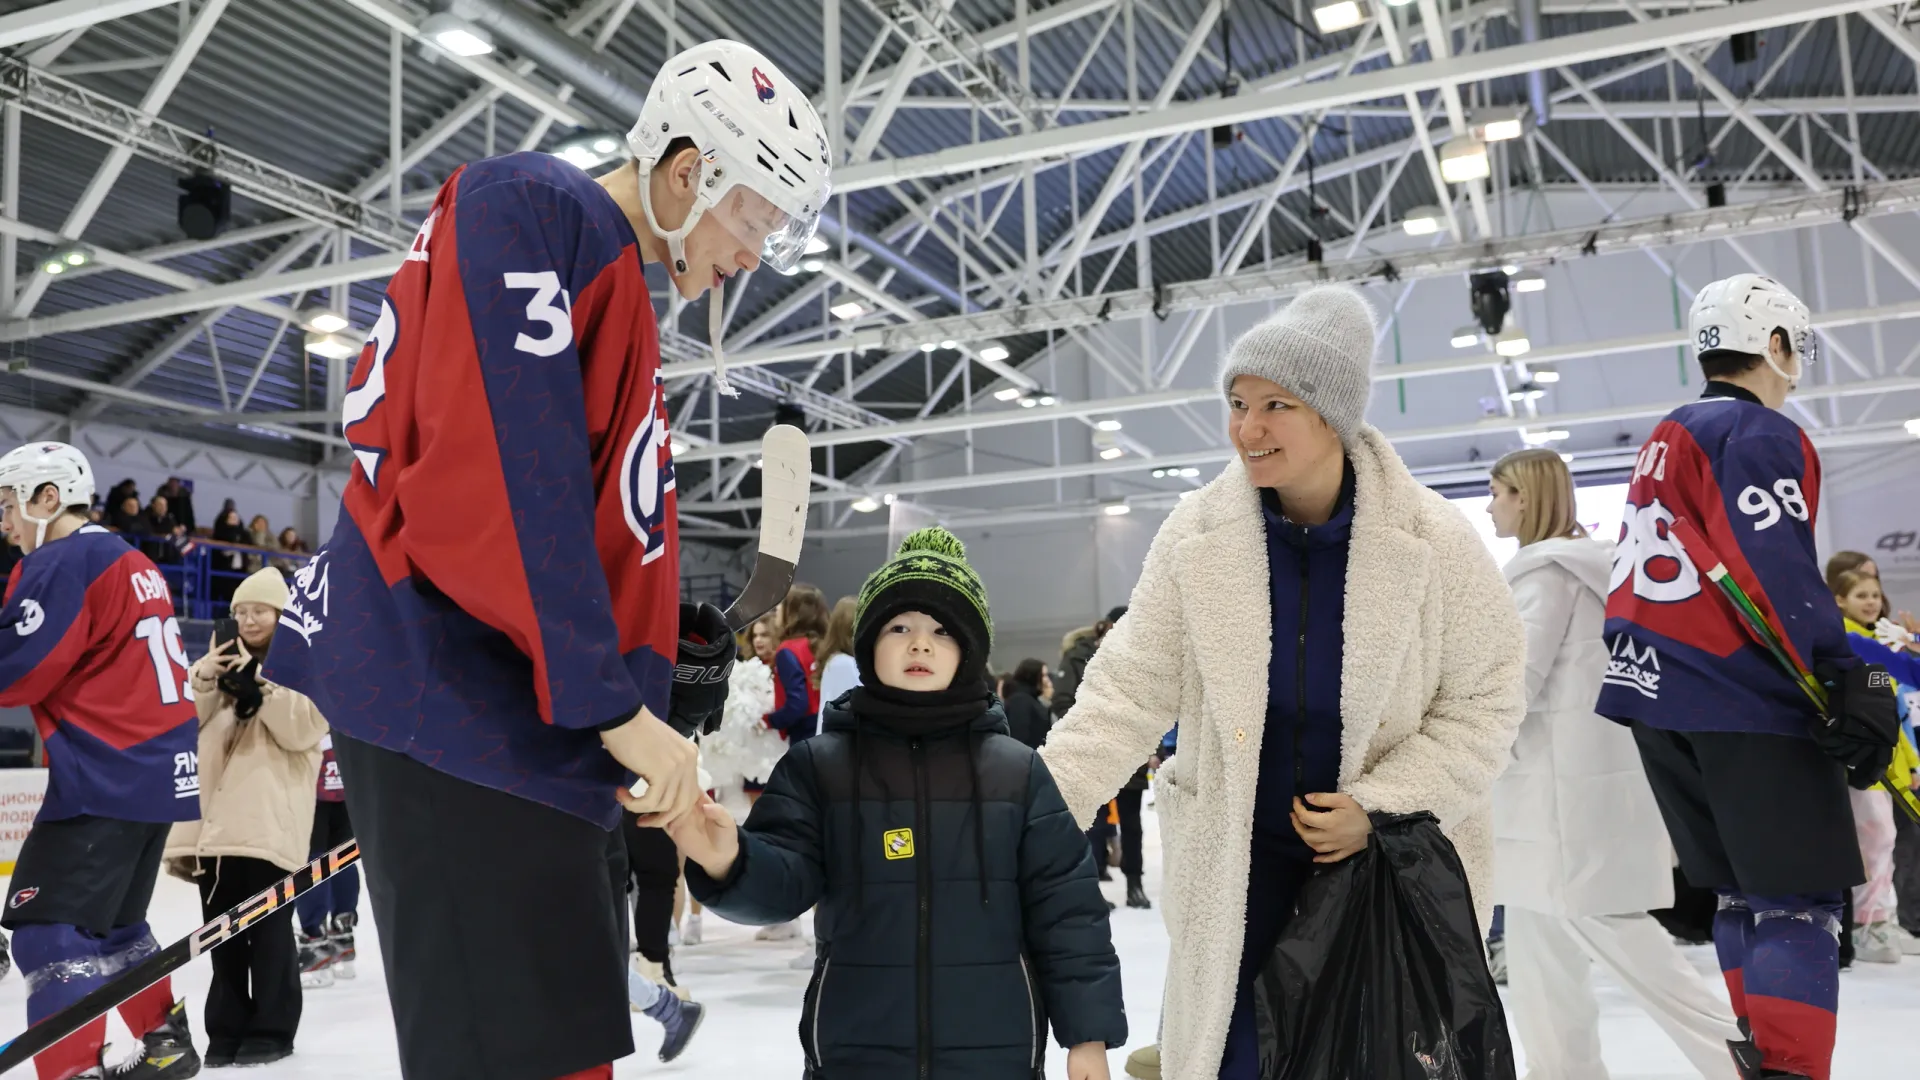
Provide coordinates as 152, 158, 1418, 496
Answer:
765, 650, 813, 732
1712, 431, 1852, 671
0, 554, 94, 707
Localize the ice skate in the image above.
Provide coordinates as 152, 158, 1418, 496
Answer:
1851, 921, 1902, 964
1892, 924, 1920, 956
327, 912, 357, 979
1125, 878, 1151, 909
680, 912, 703, 946
103, 999, 202, 1079
229, 1038, 290, 1068
297, 927, 335, 989
1486, 939, 1507, 986
630, 964, 704, 1063
754, 919, 799, 942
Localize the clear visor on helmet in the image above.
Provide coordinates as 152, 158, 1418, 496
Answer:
704, 179, 822, 275
1792, 326, 1820, 367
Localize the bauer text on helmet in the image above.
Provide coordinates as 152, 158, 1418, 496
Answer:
626, 41, 831, 278
1688, 274, 1819, 385
0, 441, 95, 553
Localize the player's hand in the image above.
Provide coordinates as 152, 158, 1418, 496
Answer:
658, 793, 740, 880
1066, 1042, 1110, 1080
1292, 793, 1372, 863
604, 707, 700, 821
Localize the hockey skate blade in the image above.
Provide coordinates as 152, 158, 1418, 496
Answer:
721, 424, 810, 632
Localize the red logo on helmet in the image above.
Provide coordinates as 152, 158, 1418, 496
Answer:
751, 67, 775, 103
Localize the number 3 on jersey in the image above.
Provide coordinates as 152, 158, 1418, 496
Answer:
133, 615, 193, 705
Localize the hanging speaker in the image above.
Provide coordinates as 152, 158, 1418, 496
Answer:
177, 171, 231, 241
1729, 32, 1758, 65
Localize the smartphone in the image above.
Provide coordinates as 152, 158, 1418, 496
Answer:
212, 618, 240, 653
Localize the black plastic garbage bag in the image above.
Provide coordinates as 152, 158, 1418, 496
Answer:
1253, 811, 1515, 1080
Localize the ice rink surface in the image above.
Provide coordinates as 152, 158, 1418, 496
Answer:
0, 804, 1913, 1077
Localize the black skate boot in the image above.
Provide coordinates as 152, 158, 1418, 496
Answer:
105, 999, 201, 1078
297, 926, 334, 989
327, 912, 357, 980
1125, 878, 1151, 909
641, 992, 705, 1063
1727, 1019, 1811, 1080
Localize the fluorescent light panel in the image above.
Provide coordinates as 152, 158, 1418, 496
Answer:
1312, 0, 1365, 33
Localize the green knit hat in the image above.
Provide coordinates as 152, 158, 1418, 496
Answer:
854, 526, 993, 688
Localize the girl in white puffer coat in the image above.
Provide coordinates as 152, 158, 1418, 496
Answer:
1487, 449, 1740, 1080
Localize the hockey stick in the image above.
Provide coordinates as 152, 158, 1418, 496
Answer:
1668, 517, 1920, 824
719, 424, 811, 632
0, 840, 361, 1075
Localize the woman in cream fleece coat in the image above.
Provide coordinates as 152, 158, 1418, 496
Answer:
1042, 286, 1527, 1080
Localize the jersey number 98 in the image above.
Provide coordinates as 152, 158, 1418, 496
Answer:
1736, 478, 1808, 531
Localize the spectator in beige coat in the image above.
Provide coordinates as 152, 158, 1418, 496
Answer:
166, 568, 327, 1068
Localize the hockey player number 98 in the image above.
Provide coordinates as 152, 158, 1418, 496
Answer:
1736, 479, 1808, 531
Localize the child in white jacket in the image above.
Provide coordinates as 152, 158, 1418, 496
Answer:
1486, 449, 1740, 1079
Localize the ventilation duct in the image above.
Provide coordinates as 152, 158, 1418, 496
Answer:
1515, 0, 1550, 126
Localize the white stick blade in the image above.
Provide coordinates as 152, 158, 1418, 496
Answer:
757, 424, 811, 565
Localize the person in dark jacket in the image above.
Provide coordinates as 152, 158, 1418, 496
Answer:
1003, 658, 1054, 750
1057, 610, 1154, 908
667, 527, 1126, 1080
157, 477, 195, 535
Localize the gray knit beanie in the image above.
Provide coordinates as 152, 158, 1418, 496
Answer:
1217, 284, 1378, 444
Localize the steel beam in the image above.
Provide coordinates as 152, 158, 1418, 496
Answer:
0, 254, 406, 342
0, 0, 177, 49
829, 0, 1883, 192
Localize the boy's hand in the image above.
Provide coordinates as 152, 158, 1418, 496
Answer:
1067, 1043, 1109, 1080
652, 793, 741, 880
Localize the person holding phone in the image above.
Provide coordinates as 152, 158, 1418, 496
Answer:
166, 568, 328, 1067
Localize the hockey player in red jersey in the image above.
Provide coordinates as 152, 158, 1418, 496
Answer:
262, 39, 831, 1080
0, 442, 201, 1080
1598, 275, 1899, 1080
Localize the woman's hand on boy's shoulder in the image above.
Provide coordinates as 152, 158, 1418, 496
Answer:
1067, 1042, 1109, 1080
650, 793, 741, 880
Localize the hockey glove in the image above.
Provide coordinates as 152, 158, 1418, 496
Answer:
667, 602, 735, 738
1811, 659, 1900, 790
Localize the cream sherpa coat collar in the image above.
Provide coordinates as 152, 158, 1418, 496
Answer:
1041, 425, 1526, 1080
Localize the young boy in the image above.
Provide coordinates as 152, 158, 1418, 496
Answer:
663, 528, 1126, 1079
0, 442, 201, 1080
1599, 274, 1898, 1080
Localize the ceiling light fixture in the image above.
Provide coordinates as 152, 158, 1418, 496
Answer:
829, 300, 867, 321
1450, 326, 1481, 349
804, 236, 830, 256
1521, 429, 1571, 445
1402, 205, 1447, 237
1906, 417, 1920, 438
920, 342, 939, 353
1481, 116, 1524, 143
1102, 502, 1132, 517
993, 387, 1023, 402
1019, 397, 1039, 409
1559, 452, 1575, 464
1099, 446, 1125, 460
299, 306, 349, 334
1037, 394, 1057, 406
669, 438, 688, 456
1439, 136, 1490, 183
303, 331, 363, 361
421, 11, 494, 56
1506, 381, 1545, 403
41, 244, 91, 275
939, 339, 958, 349
850, 496, 880, 513
1095, 419, 1123, 432
1511, 269, 1546, 293
800, 258, 825, 273
1152, 469, 1169, 479
1532, 365, 1561, 384
978, 344, 1011, 363
1312, 0, 1366, 33
1180, 467, 1202, 478
1494, 325, 1533, 357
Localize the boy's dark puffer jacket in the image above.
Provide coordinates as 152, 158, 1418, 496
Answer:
687, 693, 1126, 1080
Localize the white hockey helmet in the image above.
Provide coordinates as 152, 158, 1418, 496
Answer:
1688, 274, 1818, 382
626, 40, 831, 278
0, 441, 95, 549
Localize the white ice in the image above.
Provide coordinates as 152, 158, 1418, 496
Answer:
1, 804, 1915, 1077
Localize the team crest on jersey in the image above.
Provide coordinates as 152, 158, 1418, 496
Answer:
12, 598, 42, 637
751, 67, 775, 103
619, 380, 677, 566
8, 887, 37, 909
279, 553, 330, 644
1603, 635, 1662, 699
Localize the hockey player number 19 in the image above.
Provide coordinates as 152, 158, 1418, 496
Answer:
1736, 479, 1809, 531
133, 615, 194, 705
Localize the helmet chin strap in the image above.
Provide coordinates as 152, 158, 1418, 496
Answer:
635, 166, 736, 397
13, 486, 56, 550
1762, 345, 1801, 391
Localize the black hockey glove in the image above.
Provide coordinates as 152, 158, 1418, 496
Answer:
667, 602, 734, 738
1811, 659, 1900, 790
